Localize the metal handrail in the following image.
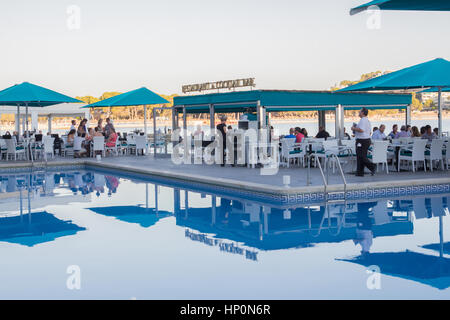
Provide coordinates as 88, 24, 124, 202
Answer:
307, 153, 328, 202
306, 150, 348, 203
328, 153, 347, 200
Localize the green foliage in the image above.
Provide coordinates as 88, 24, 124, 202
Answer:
77, 92, 177, 121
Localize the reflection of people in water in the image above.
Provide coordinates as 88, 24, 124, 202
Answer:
220, 198, 232, 224
353, 202, 377, 256
105, 176, 119, 196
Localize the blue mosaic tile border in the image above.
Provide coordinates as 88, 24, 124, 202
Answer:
0, 164, 85, 174
2, 163, 449, 206
86, 164, 450, 206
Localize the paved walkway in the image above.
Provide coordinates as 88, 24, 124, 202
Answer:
2, 155, 450, 195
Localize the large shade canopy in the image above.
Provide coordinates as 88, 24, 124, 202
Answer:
350, 0, 450, 15
0, 211, 85, 247
338, 58, 450, 135
338, 251, 450, 290
337, 58, 450, 92
89, 205, 171, 228
82, 87, 169, 138
82, 87, 168, 108
0, 82, 81, 107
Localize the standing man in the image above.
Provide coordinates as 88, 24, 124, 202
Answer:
351, 108, 376, 177
216, 115, 227, 167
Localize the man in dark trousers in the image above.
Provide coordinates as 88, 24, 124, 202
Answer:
351, 108, 376, 177
216, 115, 227, 167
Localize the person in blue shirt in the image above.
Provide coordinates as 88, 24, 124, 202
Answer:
285, 128, 296, 139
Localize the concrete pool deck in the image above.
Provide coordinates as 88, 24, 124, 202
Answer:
1, 155, 450, 202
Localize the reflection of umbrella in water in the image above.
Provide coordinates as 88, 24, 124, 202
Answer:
0, 211, 86, 247
337, 251, 450, 290
89, 205, 171, 228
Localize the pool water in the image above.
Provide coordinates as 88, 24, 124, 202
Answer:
0, 169, 449, 299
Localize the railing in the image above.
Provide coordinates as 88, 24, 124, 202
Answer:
306, 150, 348, 203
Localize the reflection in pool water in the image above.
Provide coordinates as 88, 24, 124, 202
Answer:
0, 169, 449, 299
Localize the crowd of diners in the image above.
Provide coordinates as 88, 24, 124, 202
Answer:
279, 124, 440, 143
1, 117, 119, 158
64, 117, 118, 157
371, 124, 439, 142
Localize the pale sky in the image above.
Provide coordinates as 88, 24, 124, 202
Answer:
0, 0, 449, 97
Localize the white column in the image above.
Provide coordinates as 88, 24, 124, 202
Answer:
31, 111, 38, 131
144, 105, 148, 137
15, 106, 20, 133
438, 88, 443, 136
335, 104, 344, 140
48, 116, 52, 134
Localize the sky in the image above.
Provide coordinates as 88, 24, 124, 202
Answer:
0, 0, 449, 97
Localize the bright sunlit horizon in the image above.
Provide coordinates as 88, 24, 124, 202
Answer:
0, 0, 449, 97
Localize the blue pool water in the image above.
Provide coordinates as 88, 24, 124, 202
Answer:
0, 169, 449, 299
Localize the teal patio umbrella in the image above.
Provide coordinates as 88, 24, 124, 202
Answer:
0, 82, 82, 159
82, 87, 169, 137
350, 0, 450, 15
338, 58, 450, 135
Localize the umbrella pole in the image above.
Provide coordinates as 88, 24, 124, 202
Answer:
438, 87, 443, 137
16, 105, 21, 135
144, 105, 148, 153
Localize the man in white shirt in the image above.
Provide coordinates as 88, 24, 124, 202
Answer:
371, 124, 386, 140
351, 108, 376, 177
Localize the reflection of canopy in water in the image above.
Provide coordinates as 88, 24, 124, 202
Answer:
176, 206, 413, 251
423, 242, 450, 255
0, 211, 85, 247
88, 206, 171, 228
338, 251, 450, 290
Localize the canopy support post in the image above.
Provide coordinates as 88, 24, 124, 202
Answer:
15, 105, 20, 134
153, 108, 157, 156
335, 104, 344, 140
438, 88, 443, 137
405, 104, 411, 127
209, 104, 215, 134
183, 106, 187, 130
48, 116, 52, 134
318, 110, 326, 131
144, 104, 148, 138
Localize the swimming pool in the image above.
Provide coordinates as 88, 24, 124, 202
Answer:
0, 168, 449, 299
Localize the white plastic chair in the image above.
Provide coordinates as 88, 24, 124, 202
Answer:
92, 136, 106, 157
443, 140, 450, 170
425, 139, 444, 171
5, 139, 25, 161
369, 140, 390, 174
0, 138, 7, 159
127, 135, 137, 155
106, 136, 120, 156
73, 136, 85, 157
42, 136, 55, 161
280, 138, 303, 168
135, 135, 147, 156
398, 139, 427, 172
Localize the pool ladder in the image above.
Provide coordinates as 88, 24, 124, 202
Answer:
306, 153, 347, 203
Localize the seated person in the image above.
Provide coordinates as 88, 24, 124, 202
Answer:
285, 128, 296, 139
372, 125, 387, 140
93, 127, 104, 137
343, 127, 351, 140
106, 128, 118, 147
301, 128, 308, 138
422, 125, 437, 141
394, 125, 409, 139
388, 124, 398, 139
67, 129, 76, 147
315, 126, 330, 140
294, 127, 304, 143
